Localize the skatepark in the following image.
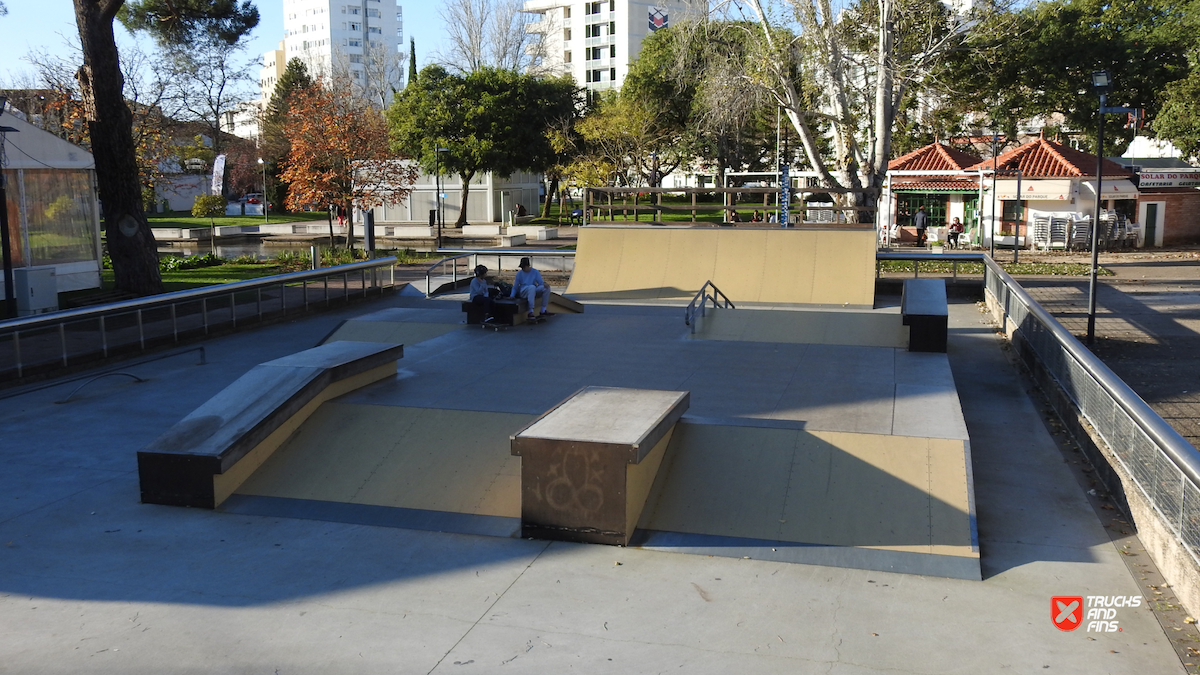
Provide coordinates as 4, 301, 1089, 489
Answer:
1, 224, 1194, 673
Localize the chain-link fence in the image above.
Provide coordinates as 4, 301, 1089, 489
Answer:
983, 257, 1200, 567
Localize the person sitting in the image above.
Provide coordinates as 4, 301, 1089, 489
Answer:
947, 217, 964, 248
512, 257, 551, 319
729, 210, 741, 223
470, 264, 495, 321
751, 210, 764, 222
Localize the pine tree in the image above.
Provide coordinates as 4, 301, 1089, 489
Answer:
261, 58, 313, 209
408, 38, 417, 89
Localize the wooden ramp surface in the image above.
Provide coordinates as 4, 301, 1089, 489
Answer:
565, 226, 877, 307
225, 401, 977, 578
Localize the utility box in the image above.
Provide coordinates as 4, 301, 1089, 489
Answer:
15, 266, 59, 316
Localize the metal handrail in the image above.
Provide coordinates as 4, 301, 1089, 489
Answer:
684, 280, 734, 332
0, 257, 397, 333
982, 256, 1200, 487
424, 249, 577, 298
0, 259, 396, 380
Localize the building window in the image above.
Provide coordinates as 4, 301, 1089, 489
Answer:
564, 50, 572, 63
349, 21, 361, 30
609, 45, 615, 58
609, 21, 615, 35
585, 1, 601, 15
564, 27, 571, 41
369, 26, 381, 33
348, 6, 360, 14
367, 8, 380, 17
349, 38, 362, 47
592, 69, 601, 82
585, 69, 592, 82
585, 24, 601, 38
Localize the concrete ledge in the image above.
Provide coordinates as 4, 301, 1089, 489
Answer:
381, 226, 436, 238
138, 341, 403, 509
902, 278, 948, 353
511, 386, 689, 545
500, 234, 526, 247
508, 226, 558, 240
462, 225, 505, 236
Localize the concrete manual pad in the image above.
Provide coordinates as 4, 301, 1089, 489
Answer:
635, 419, 978, 579
516, 386, 688, 451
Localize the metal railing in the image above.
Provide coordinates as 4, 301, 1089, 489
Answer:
684, 281, 735, 333
876, 251, 984, 280
0, 258, 397, 381
982, 256, 1200, 567
424, 248, 577, 297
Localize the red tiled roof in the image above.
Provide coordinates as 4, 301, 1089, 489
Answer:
963, 138, 1132, 179
892, 180, 980, 191
888, 143, 982, 171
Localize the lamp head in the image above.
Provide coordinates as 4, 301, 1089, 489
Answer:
257, 157, 264, 164
1091, 70, 1110, 92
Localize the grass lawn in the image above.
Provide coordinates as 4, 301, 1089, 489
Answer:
878, 259, 1110, 276
98, 264, 289, 292
146, 211, 329, 228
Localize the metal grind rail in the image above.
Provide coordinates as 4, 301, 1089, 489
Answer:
0, 258, 397, 380
981, 255, 1200, 569
684, 281, 735, 333
424, 248, 577, 297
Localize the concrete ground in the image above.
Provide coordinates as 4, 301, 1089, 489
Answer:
0, 289, 1190, 673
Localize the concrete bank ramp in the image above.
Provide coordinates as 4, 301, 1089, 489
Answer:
223, 402, 977, 579
320, 306, 464, 346
565, 226, 877, 307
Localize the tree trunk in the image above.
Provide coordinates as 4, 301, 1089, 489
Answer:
74, 0, 163, 296
344, 199, 355, 250
541, 174, 559, 218
455, 171, 475, 227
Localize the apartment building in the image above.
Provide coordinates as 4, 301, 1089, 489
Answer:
522, 0, 701, 92
260, 0, 405, 107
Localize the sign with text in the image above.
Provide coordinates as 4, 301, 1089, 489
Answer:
1138, 171, 1200, 189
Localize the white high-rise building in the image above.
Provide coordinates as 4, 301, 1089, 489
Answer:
260, 0, 405, 107
522, 0, 701, 93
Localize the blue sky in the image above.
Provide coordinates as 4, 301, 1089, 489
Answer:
0, 1, 449, 90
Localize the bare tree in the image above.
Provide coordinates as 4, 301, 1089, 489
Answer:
696, 0, 1004, 221
158, 39, 255, 166
438, 0, 546, 73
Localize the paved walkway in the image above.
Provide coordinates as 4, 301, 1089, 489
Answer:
1023, 259, 1200, 447
0, 291, 1190, 673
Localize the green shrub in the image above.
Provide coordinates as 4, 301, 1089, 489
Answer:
275, 250, 312, 273
191, 195, 226, 225
320, 247, 367, 267
159, 252, 225, 273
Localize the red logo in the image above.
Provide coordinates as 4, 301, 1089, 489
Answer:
1053, 596, 1084, 631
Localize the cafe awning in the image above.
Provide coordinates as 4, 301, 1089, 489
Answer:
1081, 179, 1139, 200
994, 179, 1073, 201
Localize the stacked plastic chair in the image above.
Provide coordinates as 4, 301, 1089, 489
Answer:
1049, 217, 1069, 250
1070, 216, 1092, 251
1032, 217, 1051, 250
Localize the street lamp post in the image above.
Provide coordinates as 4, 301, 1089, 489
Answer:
434, 146, 450, 249
1085, 71, 1137, 345
257, 158, 268, 225
990, 133, 999, 259
0, 97, 19, 318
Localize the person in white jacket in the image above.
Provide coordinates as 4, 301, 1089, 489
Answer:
511, 257, 550, 319
469, 265, 494, 321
